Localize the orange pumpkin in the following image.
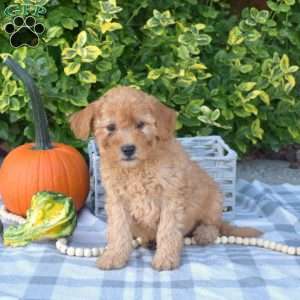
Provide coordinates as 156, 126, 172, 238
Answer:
0, 57, 89, 216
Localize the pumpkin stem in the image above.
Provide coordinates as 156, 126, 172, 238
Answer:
4, 57, 52, 150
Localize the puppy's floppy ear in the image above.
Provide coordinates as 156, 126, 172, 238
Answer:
69, 101, 101, 140
150, 98, 177, 141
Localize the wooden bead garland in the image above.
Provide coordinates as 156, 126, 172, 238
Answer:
0, 206, 26, 224
1, 205, 300, 258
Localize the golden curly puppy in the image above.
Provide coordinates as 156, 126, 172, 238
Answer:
70, 86, 262, 271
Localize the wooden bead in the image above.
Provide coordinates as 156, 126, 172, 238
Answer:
287, 247, 296, 255
281, 245, 288, 254
0, 206, 26, 224
59, 238, 67, 245
236, 237, 243, 245
275, 243, 283, 252
184, 237, 192, 245
243, 238, 249, 246
221, 236, 228, 244
256, 239, 264, 247
2, 208, 299, 258
92, 248, 99, 256
75, 248, 84, 257
60, 245, 67, 254
228, 236, 235, 244
67, 247, 75, 256
84, 248, 92, 257
214, 237, 221, 244
132, 240, 139, 248
269, 241, 276, 250
56, 240, 61, 250
263, 240, 270, 249
136, 237, 143, 245
191, 237, 197, 245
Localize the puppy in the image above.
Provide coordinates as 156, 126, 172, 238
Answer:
70, 86, 262, 271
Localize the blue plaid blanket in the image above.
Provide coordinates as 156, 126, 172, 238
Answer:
1, 179, 300, 300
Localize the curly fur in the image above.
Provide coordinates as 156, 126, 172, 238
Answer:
70, 86, 262, 271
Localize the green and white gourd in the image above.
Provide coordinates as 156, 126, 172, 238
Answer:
1, 205, 300, 257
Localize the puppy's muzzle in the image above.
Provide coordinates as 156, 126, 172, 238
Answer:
121, 144, 136, 159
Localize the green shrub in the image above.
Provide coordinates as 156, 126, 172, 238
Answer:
0, 0, 300, 154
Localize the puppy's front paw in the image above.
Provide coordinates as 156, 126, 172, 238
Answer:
96, 251, 128, 270
152, 253, 180, 271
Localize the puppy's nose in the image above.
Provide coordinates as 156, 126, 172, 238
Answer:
121, 144, 136, 157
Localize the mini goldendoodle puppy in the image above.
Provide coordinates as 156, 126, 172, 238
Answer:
70, 86, 262, 271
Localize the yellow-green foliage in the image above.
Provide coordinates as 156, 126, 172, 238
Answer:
0, 0, 300, 154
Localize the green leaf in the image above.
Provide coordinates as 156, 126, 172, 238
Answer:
244, 103, 258, 115
62, 18, 78, 30
211, 109, 220, 121
267, 1, 279, 11
191, 63, 207, 71
288, 126, 299, 139
222, 109, 234, 120
278, 3, 291, 12
13, 47, 27, 62
0, 120, 9, 140
0, 96, 9, 113
239, 64, 253, 74
100, 0, 123, 15
201, 7, 218, 19
194, 23, 206, 31
236, 140, 247, 153
245, 90, 262, 101
197, 34, 212, 46
280, 96, 295, 105
288, 66, 299, 73
228, 27, 244, 46
199, 106, 211, 115
69, 97, 89, 107
75, 31, 87, 48
144, 17, 160, 29
250, 7, 259, 19
245, 18, 257, 27
238, 82, 256, 92
284, 0, 295, 4
147, 69, 162, 80
64, 62, 81, 75
256, 10, 269, 24
185, 99, 205, 114
251, 119, 264, 139
284, 74, 296, 93
266, 19, 276, 27
4, 81, 17, 96
46, 26, 63, 40
258, 91, 270, 105
79, 46, 102, 62
176, 120, 182, 130
100, 22, 123, 33
246, 30, 261, 42
9, 97, 21, 111
280, 54, 290, 73
2, 66, 12, 80
177, 45, 190, 60
62, 48, 77, 60
24, 125, 34, 140
78, 71, 97, 83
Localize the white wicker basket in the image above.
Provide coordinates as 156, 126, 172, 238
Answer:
86, 136, 237, 219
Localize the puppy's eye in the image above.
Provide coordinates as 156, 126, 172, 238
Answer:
106, 123, 116, 132
136, 121, 145, 130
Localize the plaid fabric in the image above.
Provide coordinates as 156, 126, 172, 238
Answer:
1, 179, 300, 300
